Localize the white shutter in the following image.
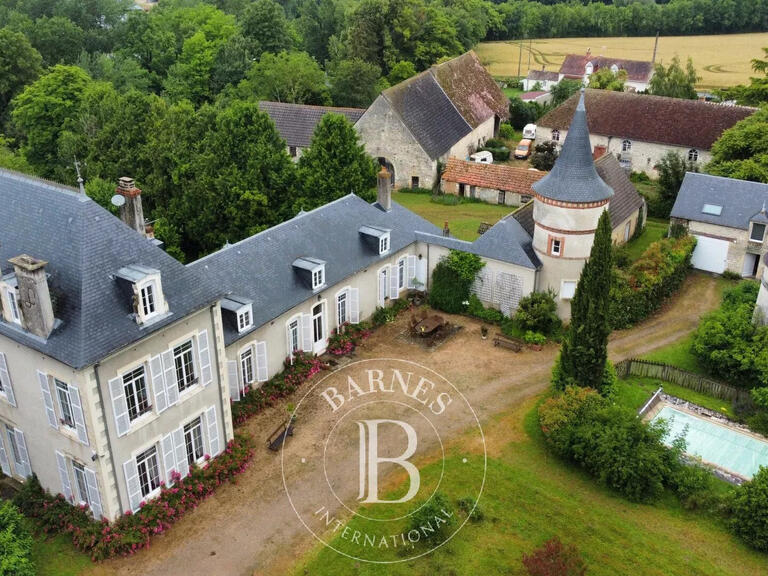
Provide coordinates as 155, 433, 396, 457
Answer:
350, 288, 360, 324
149, 355, 168, 414
0, 437, 10, 476
172, 427, 189, 479
389, 264, 399, 298
162, 350, 179, 406
255, 341, 268, 383
286, 323, 294, 357
38, 371, 58, 429
301, 314, 312, 353
197, 330, 213, 387
161, 432, 176, 483
407, 255, 417, 289
0, 353, 15, 407
205, 406, 221, 457
378, 270, 387, 306
227, 361, 240, 401
55, 451, 73, 501
416, 258, 427, 287
68, 384, 89, 445
84, 467, 103, 520
14, 429, 30, 478
108, 376, 130, 437
123, 458, 142, 512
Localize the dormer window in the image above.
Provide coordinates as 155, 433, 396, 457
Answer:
312, 267, 324, 289
359, 225, 392, 255
379, 234, 390, 254
115, 265, 168, 325
222, 296, 254, 333
292, 257, 326, 291
238, 307, 252, 332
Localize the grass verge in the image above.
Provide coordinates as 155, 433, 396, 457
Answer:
623, 217, 668, 261
614, 377, 735, 419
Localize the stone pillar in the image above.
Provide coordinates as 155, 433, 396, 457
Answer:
117, 177, 145, 235
9, 255, 54, 339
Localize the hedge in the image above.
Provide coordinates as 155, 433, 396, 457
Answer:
608, 235, 696, 329
14, 434, 254, 561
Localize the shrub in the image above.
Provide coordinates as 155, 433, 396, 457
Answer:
498, 123, 515, 140
0, 501, 35, 576
671, 462, 722, 511
456, 497, 484, 523
608, 235, 696, 329
728, 467, 768, 551
522, 537, 586, 576
231, 352, 326, 426
408, 493, 455, 546
485, 138, 505, 148
692, 281, 768, 389
524, 331, 546, 345
722, 270, 742, 281
539, 387, 682, 502
326, 322, 372, 355
466, 294, 505, 324
513, 290, 561, 336
14, 435, 254, 561
529, 141, 558, 171
429, 251, 485, 314
478, 145, 510, 162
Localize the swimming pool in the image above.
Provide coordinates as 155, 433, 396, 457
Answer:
651, 405, 768, 479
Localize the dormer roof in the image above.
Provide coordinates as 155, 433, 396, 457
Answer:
532, 90, 613, 204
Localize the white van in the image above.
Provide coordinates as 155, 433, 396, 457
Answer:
523, 124, 537, 140
470, 151, 494, 164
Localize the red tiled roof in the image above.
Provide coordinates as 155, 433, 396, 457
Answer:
442, 158, 546, 194
538, 89, 756, 150
521, 91, 547, 100
559, 54, 654, 82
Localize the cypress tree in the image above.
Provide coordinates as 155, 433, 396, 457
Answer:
556, 209, 613, 392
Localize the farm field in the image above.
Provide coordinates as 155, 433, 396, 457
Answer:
476, 33, 768, 89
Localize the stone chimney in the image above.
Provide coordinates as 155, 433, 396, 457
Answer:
377, 167, 391, 211
9, 255, 55, 339
443, 221, 450, 237
117, 177, 145, 236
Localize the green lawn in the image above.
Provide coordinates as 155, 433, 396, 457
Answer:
623, 217, 668, 261
640, 334, 704, 374
27, 521, 91, 576
502, 86, 524, 100
393, 191, 515, 241
614, 377, 735, 418
294, 403, 768, 575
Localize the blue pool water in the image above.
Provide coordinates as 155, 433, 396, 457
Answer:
651, 406, 768, 479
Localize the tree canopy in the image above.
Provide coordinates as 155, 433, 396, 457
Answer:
649, 56, 699, 100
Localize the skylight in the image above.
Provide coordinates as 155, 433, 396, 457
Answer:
702, 204, 723, 216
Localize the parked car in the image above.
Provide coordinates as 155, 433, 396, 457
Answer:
514, 139, 533, 160
523, 123, 537, 140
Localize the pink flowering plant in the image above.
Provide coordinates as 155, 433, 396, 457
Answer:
13, 434, 254, 561
326, 322, 372, 356
231, 351, 327, 426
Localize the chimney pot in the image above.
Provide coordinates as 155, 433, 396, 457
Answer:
8, 254, 55, 339
377, 167, 392, 211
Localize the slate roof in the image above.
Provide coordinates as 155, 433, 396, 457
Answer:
258, 102, 365, 149
511, 202, 535, 237
671, 173, 768, 231
431, 51, 510, 127
538, 89, 755, 150
382, 51, 509, 159
559, 54, 654, 82
533, 90, 614, 204
383, 71, 472, 159
594, 154, 645, 226
0, 170, 222, 369
526, 69, 559, 82
441, 158, 545, 194
188, 195, 442, 346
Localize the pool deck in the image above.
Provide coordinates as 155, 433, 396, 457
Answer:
642, 396, 768, 484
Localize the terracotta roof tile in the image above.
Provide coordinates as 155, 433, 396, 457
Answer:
442, 158, 545, 194
538, 89, 755, 150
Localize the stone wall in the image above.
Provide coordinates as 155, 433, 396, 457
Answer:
441, 179, 526, 206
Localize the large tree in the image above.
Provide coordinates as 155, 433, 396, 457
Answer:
0, 28, 42, 113
656, 150, 698, 216
708, 107, 768, 183
27, 16, 85, 66
555, 210, 614, 393
240, 0, 293, 59
296, 113, 377, 210
649, 56, 699, 100
328, 58, 387, 108
588, 67, 627, 91
718, 47, 768, 106
239, 51, 330, 105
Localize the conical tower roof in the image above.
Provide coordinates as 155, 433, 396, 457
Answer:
532, 89, 613, 204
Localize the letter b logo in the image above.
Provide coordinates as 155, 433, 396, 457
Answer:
357, 419, 420, 504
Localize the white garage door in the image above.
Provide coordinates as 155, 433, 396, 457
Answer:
691, 235, 729, 274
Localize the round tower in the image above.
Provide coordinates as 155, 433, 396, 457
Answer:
531, 89, 613, 318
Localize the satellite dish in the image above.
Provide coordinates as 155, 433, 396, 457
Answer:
111, 194, 126, 208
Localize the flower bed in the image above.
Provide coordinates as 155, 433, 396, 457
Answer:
231, 351, 327, 426
327, 322, 372, 355
14, 434, 254, 561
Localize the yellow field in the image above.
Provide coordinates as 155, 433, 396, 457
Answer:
476, 33, 768, 89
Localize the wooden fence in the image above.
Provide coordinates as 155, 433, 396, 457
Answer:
615, 359, 752, 405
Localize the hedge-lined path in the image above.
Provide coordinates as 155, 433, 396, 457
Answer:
90, 273, 723, 576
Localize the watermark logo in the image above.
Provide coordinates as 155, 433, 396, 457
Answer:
281, 358, 486, 564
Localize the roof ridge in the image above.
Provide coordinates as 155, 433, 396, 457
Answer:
0, 168, 83, 197
259, 101, 365, 113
